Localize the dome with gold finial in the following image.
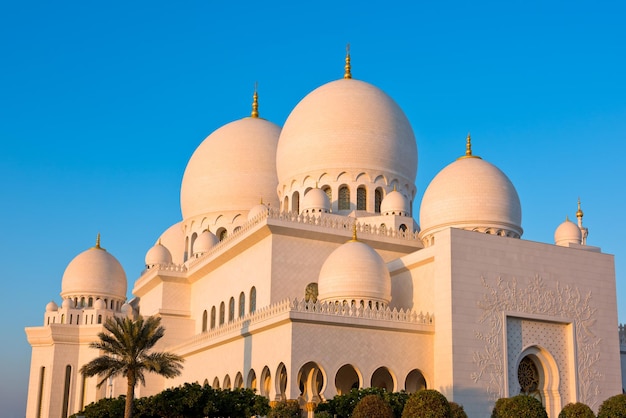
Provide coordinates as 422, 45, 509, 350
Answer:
248, 198, 270, 221
317, 223, 391, 306
145, 239, 172, 268
555, 216, 582, 246
61, 234, 127, 302
193, 229, 219, 255
180, 88, 281, 223
276, 46, 417, 214
419, 134, 522, 243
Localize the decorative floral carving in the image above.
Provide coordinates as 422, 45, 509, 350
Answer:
471, 275, 601, 408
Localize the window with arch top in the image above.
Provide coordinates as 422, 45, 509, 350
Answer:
228, 297, 235, 322
250, 287, 257, 313
338, 185, 350, 210
357, 186, 366, 210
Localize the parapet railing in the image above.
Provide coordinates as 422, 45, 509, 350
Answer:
172, 298, 434, 352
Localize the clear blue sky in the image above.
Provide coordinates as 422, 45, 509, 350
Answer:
1, 1, 625, 416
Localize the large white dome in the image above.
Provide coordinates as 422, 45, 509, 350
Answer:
180, 116, 281, 221
317, 238, 391, 306
61, 239, 127, 301
419, 154, 522, 242
276, 78, 417, 201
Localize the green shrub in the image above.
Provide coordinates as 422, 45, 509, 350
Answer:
352, 394, 394, 418
449, 402, 468, 418
314, 412, 333, 418
315, 388, 407, 418
598, 394, 626, 418
491, 395, 547, 418
70, 395, 126, 418
558, 402, 595, 418
268, 399, 302, 418
402, 389, 451, 418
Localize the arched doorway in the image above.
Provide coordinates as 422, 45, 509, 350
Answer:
247, 369, 257, 391
260, 366, 271, 397
335, 364, 360, 395
371, 366, 395, 391
404, 369, 427, 393
276, 363, 288, 401
234, 372, 244, 389
298, 362, 325, 405
516, 346, 561, 417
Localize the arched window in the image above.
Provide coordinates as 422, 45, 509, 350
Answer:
518, 356, 541, 401
375, 188, 383, 213
399, 224, 407, 232
62, 365, 72, 418
228, 297, 235, 322
338, 185, 350, 210
292, 191, 300, 213
322, 186, 332, 203
202, 310, 208, 332
190, 232, 198, 256
88, 297, 93, 307
283, 196, 289, 212
184, 236, 189, 262
239, 292, 245, 318
357, 186, 366, 210
218, 229, 227, 241
250, 287, 257, 313
210, 306, 216, 329
97, 315, 102, 324
219, 302, 225, 325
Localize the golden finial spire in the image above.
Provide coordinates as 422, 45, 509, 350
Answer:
576, 197, 584, 219
393, 184, 397, 192
344, 44, 352, 79
94, 233, 104, 250
260, 197, 264, 204
157, 238, 162, 245
251, 82, 259, 118
350, 220, 358, 241
458, 133, 482, 160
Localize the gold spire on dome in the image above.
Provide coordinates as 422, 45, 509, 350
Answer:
457, 133, 482, 160
93, 233, 105, 250
576, 197, 584, 219
344, 44, 352, 79
349, 221, 358, 242
251, 82, 259, 118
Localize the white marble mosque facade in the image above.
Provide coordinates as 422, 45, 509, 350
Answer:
25, 54, 624, 418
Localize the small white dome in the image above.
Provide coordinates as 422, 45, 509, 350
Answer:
93, 298, 106, 310
318, 238, 391, 305
61, 298, 74, 309
46, 301, 58, 312
121, 302, 132, 316
555, 218, 582, 246
180, 117, 281, 221
158, 222, 185, 265
145, 241, 172, 267
380, 189, 410, 216
420, 155, 522, 241
248, 202, 269, 221
301, 188, 331, 214
193, 229, 219, 255
61, 239, 127, 301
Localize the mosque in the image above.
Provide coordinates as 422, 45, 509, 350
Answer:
25, 51, 623, 418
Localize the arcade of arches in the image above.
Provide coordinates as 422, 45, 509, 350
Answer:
201, 362, 427, 405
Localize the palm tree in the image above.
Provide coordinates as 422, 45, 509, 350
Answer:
80, 315, 184, 418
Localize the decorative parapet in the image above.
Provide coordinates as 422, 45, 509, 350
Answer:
170, 298, 433, 354
182, 208, 420, 270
